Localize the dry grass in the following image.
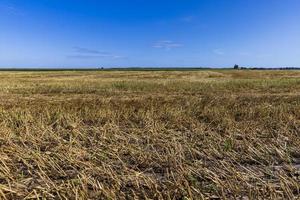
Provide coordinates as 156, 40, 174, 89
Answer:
1, 70, 300, 199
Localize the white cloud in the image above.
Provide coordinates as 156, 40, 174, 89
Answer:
153, 40, 183, 50
0, 4, 24, 16
257, 54, 273, 58
213, 49, 225, 55
239, 52, 251, 56
180, 16, 195, 23
73, 47, 108, 55
68, 47, 125, 59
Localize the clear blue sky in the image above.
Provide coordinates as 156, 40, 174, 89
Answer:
0, 0, 299, 68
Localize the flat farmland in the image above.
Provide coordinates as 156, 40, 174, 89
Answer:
1, 70, 300, 199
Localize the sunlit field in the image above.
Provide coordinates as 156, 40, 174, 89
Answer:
1, 70, 300, 199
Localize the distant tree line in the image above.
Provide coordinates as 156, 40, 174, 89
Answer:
233, 65, 300, 70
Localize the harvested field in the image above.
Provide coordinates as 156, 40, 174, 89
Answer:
1, 70, 300, 199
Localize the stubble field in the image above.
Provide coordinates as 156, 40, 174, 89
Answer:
1, 70, 300, 199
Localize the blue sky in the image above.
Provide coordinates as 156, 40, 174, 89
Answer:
0, 0, 300, 68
